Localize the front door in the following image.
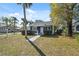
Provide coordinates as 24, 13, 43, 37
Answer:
37, 27, 41, 35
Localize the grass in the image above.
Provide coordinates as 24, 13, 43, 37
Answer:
1, 32, 79, 56
34, 35, 79, 56
0, 33, 39, 56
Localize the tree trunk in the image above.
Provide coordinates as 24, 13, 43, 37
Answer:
52, 25, 55, 35
14, 22, 15, 34
67, 20, 73, 37
23, 4, 27, 38
6, 22, 8, 37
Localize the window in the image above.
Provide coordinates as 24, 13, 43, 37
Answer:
48, 27, 50, 30
30, 26, 32, 30
47, 26, 51, 31
76, 25, 79, 31
44, 27, 46, 31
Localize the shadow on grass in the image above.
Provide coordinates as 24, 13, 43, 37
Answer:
26, 37, 46, 56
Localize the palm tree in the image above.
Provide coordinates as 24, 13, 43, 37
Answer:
2, 16, 10, 36
20, 18, 26, 31
18, 3, 32, 38
21, 18, 33, 31
10, 16, 18, 34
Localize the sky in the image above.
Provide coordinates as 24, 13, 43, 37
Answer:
0, 3, 51, 27
26, 3, 51, 22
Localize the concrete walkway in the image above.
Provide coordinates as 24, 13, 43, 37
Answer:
27, 35, 41, 42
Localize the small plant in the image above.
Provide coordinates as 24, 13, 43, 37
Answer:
75, 33, 79, 43
63, 26, 68, 36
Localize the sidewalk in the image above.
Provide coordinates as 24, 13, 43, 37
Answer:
27, 35, 41, 42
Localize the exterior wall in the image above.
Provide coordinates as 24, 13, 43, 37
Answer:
43, 26, 52, 35
30, 26, 53, 35
40, 27, 44, 35
0, 27, 7, 33
30, 26, 38, 35
30, 26, 37, 31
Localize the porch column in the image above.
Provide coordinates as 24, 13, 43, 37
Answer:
40, 27, 44, 35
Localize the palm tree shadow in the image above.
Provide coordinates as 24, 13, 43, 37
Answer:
25, 37, 46, 56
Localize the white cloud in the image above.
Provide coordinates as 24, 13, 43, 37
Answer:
26, 9, 36, 14
26, 9, 36, 21
6, 9, 50, 27
26, 9, 50, 21
8, 12, 23, 22
8, 13, 20, 17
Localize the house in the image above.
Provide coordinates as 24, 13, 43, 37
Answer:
0, 22, 20, 33
28, 20, 53, 35
0, 22, 6, 33
27, 20, 79, 35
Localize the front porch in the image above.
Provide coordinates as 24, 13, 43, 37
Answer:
30, 26, 53, 35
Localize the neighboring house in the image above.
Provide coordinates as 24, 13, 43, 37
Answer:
28, 21, 53, 35
0, 22, 20, 33
0, 22, 6, 33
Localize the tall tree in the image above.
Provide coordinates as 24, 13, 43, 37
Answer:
50, 3, 77, 37
21, 18, 33, 30
10, 16, 18, 34
50, 4, 64, 34
18, 3, 32, 38
62, 4, 77, 36
2, 16, 11, 35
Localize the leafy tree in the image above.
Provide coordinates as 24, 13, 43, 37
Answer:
62, 4, 77, 36
10, 16, 18, 34
50, 4, 64, 34
21, 18, 33, 30
1, 16, 11, 35
50, 3, 77, 36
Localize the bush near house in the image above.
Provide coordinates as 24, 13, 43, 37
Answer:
27, 30, 36, 35
44, 31, 52, 35
21, 30, 25, 35
21, 30, 36, 35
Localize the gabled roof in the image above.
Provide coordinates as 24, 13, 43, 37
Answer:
29, 21, 52, 27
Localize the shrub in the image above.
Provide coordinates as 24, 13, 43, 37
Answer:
44, 31, 52, 35
27, 30, 36, 35
21, 30, 25, 35
21, 30, 36, 35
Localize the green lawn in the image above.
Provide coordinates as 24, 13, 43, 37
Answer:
34, 35, 79, 56
0, 33, 39, 56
